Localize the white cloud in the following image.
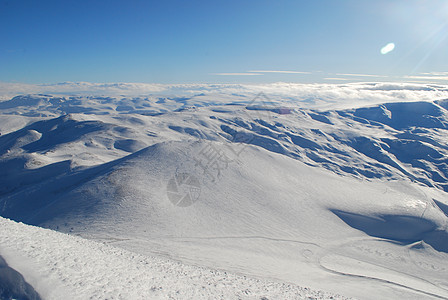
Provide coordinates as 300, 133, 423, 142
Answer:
248, 70, 311, 74
405, 75, 448, 81
212, 73, 262, 76
336, 73, 388, 78
1, 81, 448, 110
324, 78, 351, 81
0, 81, 168, 100
419, 71, 448, 76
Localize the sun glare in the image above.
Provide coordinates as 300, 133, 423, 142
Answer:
380, 43, 395, 55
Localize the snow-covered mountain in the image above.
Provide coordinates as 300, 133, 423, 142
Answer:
1, 87, 448, 299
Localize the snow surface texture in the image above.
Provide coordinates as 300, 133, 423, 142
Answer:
0, 217, 344, 300
1, 85, 448, 299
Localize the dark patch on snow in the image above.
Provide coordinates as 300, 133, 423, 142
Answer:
220, 125, 286, 155
168, 125, 207, 139
114, 139, 146, 153
308, 112, 333, 125
348, 102, 448, 130
433, 199, 448, 217
332, 210, 448, 253
0, 256, 41, 300
0, 115, 110, 155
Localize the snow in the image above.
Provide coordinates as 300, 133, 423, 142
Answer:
0, 217, 346, 300
1, 86, 448, 299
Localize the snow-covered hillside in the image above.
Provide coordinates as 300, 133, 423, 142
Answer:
1, 85, 448, 299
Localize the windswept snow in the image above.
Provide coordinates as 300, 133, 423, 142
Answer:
1, 88, 448, 299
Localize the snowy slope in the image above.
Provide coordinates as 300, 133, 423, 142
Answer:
1, 88, 448, 299
0, 217, 345, 300
3, 139, 448, 299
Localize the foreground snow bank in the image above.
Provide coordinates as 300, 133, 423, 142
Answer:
0, 217, 347, 300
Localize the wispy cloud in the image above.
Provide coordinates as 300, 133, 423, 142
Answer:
419, 72, 448, 76
405, 75, 448, 81
336, 73, 388, 78
248, 70, 310, 74
324, 78, 350, 81
212, 73, 262, 76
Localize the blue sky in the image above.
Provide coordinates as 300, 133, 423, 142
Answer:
1, 0, 448, 84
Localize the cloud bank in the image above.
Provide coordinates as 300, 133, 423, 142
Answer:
1, 81, 447, 110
